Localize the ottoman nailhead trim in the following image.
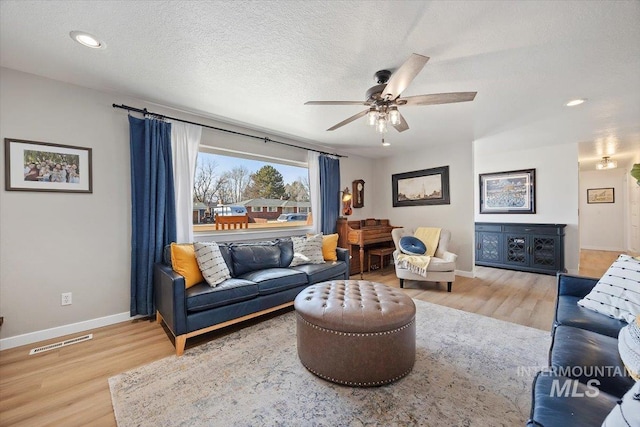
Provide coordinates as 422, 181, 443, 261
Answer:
296, 313, 415, 337
300, 361, 414, 387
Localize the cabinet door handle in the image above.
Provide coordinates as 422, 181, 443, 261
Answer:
477, 243, 481, 250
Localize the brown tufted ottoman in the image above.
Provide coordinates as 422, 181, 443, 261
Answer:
294, 280, 416, 386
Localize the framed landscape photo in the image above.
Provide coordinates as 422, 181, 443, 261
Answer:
4, 138, 93, 193
479, 168, 535, 214
392, 166, 450, 207
587, 188, 615, 204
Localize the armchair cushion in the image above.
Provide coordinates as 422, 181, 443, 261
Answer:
399, 236, 427, 255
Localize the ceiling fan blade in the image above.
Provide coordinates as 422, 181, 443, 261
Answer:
327, 109, 369, 131
305, 101, 369, 106
399, 92, 477, 106
381, 53, 430, 100
392, 112, 409, 133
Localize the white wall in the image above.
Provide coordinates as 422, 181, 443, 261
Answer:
627, 154, 640, 254
0, 68, 359, 348
579, 168, 627, 251
0, 68, 132, 344
474, 142, 580, 273
372, 142, 475, 274
339, 156, 378, 221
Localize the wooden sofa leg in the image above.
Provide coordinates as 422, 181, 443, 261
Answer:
447, 282, 452, 292
156, 310, 163, 324
175, 335, 186, 356
399, 278, 404, 288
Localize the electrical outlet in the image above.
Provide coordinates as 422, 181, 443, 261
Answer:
61, 292, 72, 306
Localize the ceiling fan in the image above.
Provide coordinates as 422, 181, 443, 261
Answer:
305, 53, 477, 134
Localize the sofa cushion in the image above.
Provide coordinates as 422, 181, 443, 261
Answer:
321, 233, 339, 261
550, 325, 635, 398
578, 254, 640, 323
555, 295, 627, 338
277, 239, 294, 267
290, 234, 325, 266
291, 261, 347, 283
194, 242, 232, 287
238, 268, 307, 295
170, 243, 204, 289
527, 372, 618, 427
186, 278, 258, 312
230, 242, 281, 276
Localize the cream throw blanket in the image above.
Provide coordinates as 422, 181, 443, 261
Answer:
397, 227, 441, 277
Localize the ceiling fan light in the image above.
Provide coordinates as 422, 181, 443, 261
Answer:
389, 107, 400, 125
376, 117, 388, 134
367, 108, 377, 126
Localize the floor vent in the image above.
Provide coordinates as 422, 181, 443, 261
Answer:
29, 333, 93, 355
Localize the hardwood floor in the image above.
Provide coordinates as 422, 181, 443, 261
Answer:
0, 249, 627, 426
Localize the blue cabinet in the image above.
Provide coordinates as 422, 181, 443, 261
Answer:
475, 223, 566, 275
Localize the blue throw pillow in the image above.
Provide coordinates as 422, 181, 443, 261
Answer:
399, 236, 427, 255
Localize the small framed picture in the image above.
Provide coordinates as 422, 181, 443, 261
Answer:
4, 138, 92, 193
587, 188, 614, 204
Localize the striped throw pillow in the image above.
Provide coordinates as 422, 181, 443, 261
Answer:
290, 234, 325, 267
194, 242, 231, 287
578, 254, 640, 323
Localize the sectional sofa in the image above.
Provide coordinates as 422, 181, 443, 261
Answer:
527, 273, 636, 426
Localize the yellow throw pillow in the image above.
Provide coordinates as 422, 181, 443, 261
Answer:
305, 233, 339, 261
170, 243, 204, 289
322, 233, 339, 261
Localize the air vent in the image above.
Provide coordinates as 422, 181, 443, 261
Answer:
29, 334, 93, 355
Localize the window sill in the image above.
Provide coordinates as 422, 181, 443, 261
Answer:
193, 225, 314, 243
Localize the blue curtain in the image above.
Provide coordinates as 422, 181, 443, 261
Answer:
129, 116, 176, 316
319, 155, 340, 234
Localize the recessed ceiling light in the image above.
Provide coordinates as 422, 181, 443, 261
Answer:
69, 31, 105, 49
566, 98, 586, 107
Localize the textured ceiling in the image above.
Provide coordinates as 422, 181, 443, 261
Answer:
1, 0, 639, 164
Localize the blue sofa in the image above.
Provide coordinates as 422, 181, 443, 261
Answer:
154, 238, 349, 355
527, 273, 634, 426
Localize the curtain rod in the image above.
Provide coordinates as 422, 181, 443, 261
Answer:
112, 103, 346, 158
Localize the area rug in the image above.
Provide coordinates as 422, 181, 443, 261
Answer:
109, 300, 550, 426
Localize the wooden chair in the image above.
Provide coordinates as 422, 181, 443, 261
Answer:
214, 214, 249, 230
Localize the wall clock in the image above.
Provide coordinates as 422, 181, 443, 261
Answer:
353, 179, 365, 208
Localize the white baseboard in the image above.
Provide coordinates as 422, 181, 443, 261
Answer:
455, 269, 474, 278
0, 312, 139, 351
580, 246, 626, 252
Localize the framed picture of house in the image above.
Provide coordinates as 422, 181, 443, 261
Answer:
392, 166, 450, 207
587, 188, 614, 204
4, 138, 93, 193
479, 168, 535, 214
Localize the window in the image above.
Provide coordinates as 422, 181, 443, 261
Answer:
193, 150, 311, 232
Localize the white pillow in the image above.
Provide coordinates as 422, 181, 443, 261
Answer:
194, 242, 231, 287
290, 234, 325, 267
619, 315, 640, 381
578, 255, 640, 323
601, 380, 640, 427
